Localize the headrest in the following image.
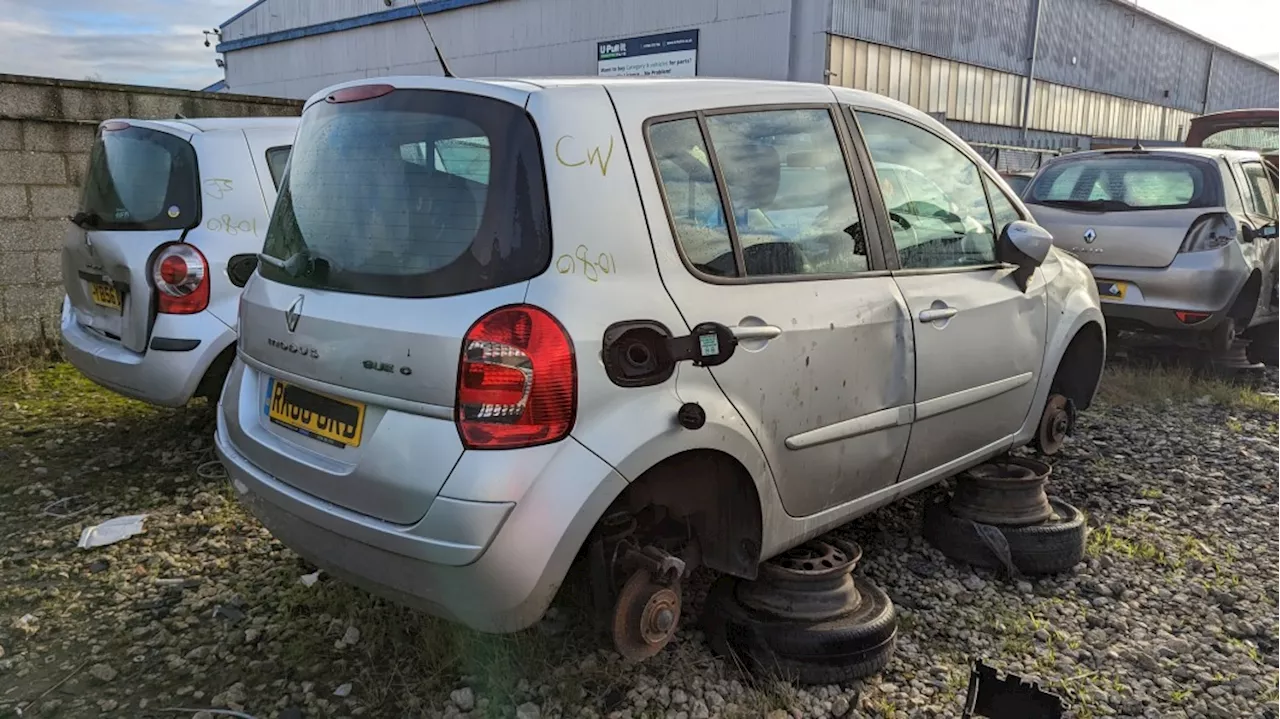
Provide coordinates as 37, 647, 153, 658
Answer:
717, 143, 781, 209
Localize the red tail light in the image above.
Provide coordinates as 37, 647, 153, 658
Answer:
456, 305, 576, 450
152, 244, 209, 314
1175, 311, 1211, 325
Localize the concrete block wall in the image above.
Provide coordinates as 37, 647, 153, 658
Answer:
0, 73, 301, 349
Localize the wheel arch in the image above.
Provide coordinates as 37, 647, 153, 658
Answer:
613, 448, 764, 580
1050, 320, 1105, 412
194, 339, 238, 400
1228, 269, 1264, 325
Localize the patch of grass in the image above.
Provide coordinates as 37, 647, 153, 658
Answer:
1137, 487, 1163, 499
1098, 364, 1278, 412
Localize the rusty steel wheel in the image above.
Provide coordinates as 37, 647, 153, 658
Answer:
740, 539, 863, 622
951, 457, 1053, 527
1035, 394, 1073, 456
612, 569, 682, 661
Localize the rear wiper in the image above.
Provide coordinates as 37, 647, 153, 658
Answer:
258, 248, 340, 279
1035, 199, 1130, 212
70, 211, 104, 228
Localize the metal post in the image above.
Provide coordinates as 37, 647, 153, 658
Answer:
1021, 0, 1044, 141
1201, 47, 1216, 115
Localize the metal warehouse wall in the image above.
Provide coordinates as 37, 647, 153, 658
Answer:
830, 0, 1035, 76
222, 0, 812, 100
829, 0, 1277, 114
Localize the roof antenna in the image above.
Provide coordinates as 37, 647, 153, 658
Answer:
410, 0, 455, 78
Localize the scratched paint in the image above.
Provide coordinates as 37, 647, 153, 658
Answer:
203, 178, 234, 199
555, 244, 617, 282
206, 215, 258, 237
554, 135, 615, 177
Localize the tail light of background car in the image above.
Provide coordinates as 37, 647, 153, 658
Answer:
152, 243, 209, 314
1179, 213, 1238, 253
455, 305, 577, 450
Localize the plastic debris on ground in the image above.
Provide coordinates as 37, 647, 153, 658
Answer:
299, 570, 322, 587
77, 515, 148, 549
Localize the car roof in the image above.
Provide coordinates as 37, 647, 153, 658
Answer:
307, 75, 940, 127
1048, 146, 1265, 163
103, 117, 299, 134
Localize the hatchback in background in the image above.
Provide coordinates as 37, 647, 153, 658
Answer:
215, 76, 1104, 671
1023, 147, 1278, 364
61, 117, 297, 406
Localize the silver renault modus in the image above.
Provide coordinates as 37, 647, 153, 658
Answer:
215, 76, 1105, 663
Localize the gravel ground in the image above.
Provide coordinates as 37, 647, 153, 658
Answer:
0, 362, 1276, 719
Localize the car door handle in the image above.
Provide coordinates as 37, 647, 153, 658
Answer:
918, 307, 958, 323
731, 325, 782, 341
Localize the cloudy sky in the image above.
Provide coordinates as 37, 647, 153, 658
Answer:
0, 0, 1275, 91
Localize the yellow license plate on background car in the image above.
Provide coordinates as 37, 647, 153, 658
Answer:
266, 378, 366, 448
89, 282, 121, 310
1097, 280, 1127, 302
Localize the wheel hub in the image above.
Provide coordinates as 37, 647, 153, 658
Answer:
738, 539, 864, 622
612, 569, 682, 660
1035, 394, 1074, 456
950, 457, 1053, 527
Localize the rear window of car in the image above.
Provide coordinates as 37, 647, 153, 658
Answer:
78, 125, 199, 231
1026, 156, 1217, 211
259, 88, 551, 298
1202, 126, 1278, 155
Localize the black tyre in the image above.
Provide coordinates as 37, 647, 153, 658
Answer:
1245, 324, 1279, 367
703, 575, 897, 684
922, 496, 1086, 575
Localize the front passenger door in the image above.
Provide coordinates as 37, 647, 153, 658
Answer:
853, 110, 1048, 482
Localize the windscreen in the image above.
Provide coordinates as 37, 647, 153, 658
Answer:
1026, 156, 1218, 211
78, 125, 199, 231
259, 88, 551, 298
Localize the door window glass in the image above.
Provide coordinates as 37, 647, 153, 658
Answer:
983, 175, 1022, 237
265, 146, 291, 189
704, 109, 868, 276
648, 119, 737, 277
856, 112, 996, 269
1243, 162, 1278, 219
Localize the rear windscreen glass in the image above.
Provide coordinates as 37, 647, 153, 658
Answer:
78, 125, 199, 230
1202, 127, 1278, 155
259, 89, 551, 298
1027, 157, 1217, 211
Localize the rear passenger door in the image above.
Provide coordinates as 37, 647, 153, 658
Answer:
633, 103, 915, 519
850, 109, 1047, 483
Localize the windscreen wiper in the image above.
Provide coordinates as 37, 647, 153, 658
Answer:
258, 248, 340, 279
70, 210, 105, 228
1036, 199, 1130, 212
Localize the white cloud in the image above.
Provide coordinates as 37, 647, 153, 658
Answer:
0, 0, 244, 89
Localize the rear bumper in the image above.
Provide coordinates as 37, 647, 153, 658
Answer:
1091, 247, 1249, 332
214, 384, 627, 633
59, 297, 233, 407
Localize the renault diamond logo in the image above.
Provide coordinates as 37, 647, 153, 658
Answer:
285, 296, 303, 333
1083, 228, 1097, 244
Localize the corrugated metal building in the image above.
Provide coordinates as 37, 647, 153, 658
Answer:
215, 0, 1278, 160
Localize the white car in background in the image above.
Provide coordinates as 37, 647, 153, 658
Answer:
60, 117, 297, 406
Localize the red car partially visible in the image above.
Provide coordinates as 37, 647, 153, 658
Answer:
1185, 108, 1278, 173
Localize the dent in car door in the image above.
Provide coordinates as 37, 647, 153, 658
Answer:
853, 109, 1048, 481
627, 101, 914, 518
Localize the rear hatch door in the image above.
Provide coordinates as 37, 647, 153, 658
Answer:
235, 81, 551, 524
62, 121, 201, 352
1024, 153, 1222, 268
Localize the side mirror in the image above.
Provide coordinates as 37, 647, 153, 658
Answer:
1000, 220, 1054, 292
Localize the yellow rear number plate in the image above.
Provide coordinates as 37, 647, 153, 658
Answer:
1097, 280, 1127, 302
89, 281, 121, 310
266, 379, 366, 448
